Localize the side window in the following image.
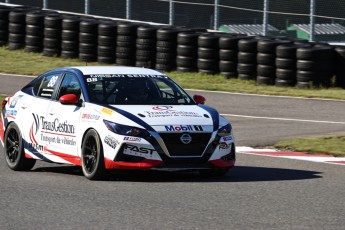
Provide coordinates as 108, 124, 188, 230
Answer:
37, 74, 61, 99
57, 73, 82, 99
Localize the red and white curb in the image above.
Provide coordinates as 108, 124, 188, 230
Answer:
237, 147, 345, 166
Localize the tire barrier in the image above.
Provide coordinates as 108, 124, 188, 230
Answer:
296, 46, 336, 87
43, 13, 62, 57
135, 25, 157, 68
237, 38, 258, 80
2, 7, 345, 89
219, 35, 243, 78
0, 5, 11, 46
61, 15, 80, 58
97, 19, 117, 64
256, 39, 292, 85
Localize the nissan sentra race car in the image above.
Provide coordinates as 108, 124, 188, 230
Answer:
1, 66, 235, 180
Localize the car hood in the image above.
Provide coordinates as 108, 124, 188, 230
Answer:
109, 104, 216, 127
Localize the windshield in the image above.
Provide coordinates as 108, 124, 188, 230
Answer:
84, 74, 195, 105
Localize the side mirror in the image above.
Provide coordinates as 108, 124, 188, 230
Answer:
193, 94, 206, 104
59, 94, 79, 105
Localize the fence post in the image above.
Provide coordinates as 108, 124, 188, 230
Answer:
43, 0, 47, 9
126, 0, 132, 20
85, 0, 90, 14
169, 0, 175, 25
309, 0, 316, 41
214, 0, 219, 30
263, 0, 269, 36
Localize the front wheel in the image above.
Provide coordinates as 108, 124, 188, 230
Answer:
4, 122, 36, 171
81, 129, 105, 180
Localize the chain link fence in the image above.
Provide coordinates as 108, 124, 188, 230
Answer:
1, 0, 345, 41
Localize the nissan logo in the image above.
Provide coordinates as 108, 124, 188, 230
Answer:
180, 133, 192, 144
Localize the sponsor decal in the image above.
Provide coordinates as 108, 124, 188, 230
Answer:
152, 106, 174, 111
144, 109, 203, 118
5, 110, 17, 117
165, 125, 203, 132
219, 142, 231, 150
47, 75, 59, 87
9, 95, 23, 108
88, 74, 165, 79
123, 136, 141, 142
28, 142, 46, 152
101, 108, 114, 116
124, 144, 156, 156
104, 135, 119, 149
180, 133, 192, 144
81, 113, 100, 120
222, 136, 233, 141
32, 113, 75, 135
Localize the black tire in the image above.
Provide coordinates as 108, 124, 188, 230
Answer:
198, 33, 219, 49
177, 32, 199, 46
276, 68, 296, 80
177, 45, 197, 57
198, 47, 218, 59
257, 39, 292, 54
238, 38, 258, 52
257, 76, 274, 85
219, 60, 237, 72
238, 51, 256, 64
297, 46, 335, 61
257, 52, 275, 65
219, 49, 237, 61
219, 35, 242, 50
4, 122, 36, 171
275, 58, 296, 69
137, 26, 157, 38
257, 64, 275, 77
199, 168, 229, 177
275, 79, 296, 87
81, 129, 105, 180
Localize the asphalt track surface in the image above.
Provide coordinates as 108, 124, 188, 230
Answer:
0, 73, 345, 229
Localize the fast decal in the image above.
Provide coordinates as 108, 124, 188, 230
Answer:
165, 125, 203, 132
123, 136, 141, 142
198, 104, 219, 131
143, 107, 203, 118
81, 113, 100, 120
104, 135, 119, 149
9, 95, 23, 108
101, 108, 114, 116
124, 144, 156, 156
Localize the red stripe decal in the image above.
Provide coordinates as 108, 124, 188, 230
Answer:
104, 157, 162, 169
209, 159, 235, 169
45, 148, 81, 166
25, 152, 34, 159
0, 115, 4, 143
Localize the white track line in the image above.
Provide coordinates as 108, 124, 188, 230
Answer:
221, 113, 345, 125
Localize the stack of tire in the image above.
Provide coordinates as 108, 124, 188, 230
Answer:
43, 13, 62, 57
237, 37, 258, 80
296, 45, 336, 87
197, 33, 220, 74
97, 20, 117, 64
61, 15, 80, 58
219, 35, 244, 78
334, 46, 345, 88
8, 9, 27, 50
176, 31, 200, 72
0, 6, 11, 46
79, 18, 99, 62
25, 10, 48, 53
256, 39, 292, 85
135, 25, 158, 68
155, 27, 181, 71
275, 43, 310, 87
116, 23, 140, 66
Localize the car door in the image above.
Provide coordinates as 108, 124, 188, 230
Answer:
18, 73, 62, 156
44, 72, 84, 161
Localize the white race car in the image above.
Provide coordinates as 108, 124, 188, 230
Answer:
1, 66, 235, 180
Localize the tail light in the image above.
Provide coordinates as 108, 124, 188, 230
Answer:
2, 100, 7, 109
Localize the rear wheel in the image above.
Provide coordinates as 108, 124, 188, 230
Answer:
4, 122, 36, 171
81, 129, 105, 180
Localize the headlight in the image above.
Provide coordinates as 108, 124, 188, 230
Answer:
217, 123, 232, 137
103, 120, 151, 139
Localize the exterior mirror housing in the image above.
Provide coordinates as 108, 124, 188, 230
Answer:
59, 94, 79, 105
193, 94, 206, 104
